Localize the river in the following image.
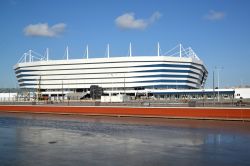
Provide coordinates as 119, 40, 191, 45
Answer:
0, 112, 250, 166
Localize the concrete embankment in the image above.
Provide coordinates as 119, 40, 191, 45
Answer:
0, 105, 250, 121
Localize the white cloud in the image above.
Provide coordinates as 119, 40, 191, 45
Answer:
149, 11, 162, 23
24, 23, 66, 37
204, 10, 226, 21
115, 11, 162, 30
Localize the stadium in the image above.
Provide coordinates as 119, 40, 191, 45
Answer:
13, 43, 208, 99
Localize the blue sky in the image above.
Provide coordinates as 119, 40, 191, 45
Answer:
0, 0, 250, 88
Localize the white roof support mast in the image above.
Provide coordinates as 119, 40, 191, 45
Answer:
157, 42, 160, 57
129, 42, 132, 57
179, 43, 182, 58
66, 46, 69, 60
24, 53, 27, 63
86, 45, 89, 59
46, 48, 49, 61
83, 45, 89, 59
29, 50, 32, 62
107, 44, 110, 58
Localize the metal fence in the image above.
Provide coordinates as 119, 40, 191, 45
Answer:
0, 98, 249, 108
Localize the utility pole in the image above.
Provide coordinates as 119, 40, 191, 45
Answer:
217, 69, 220, 102
213, 70, 215, 105
215, 67, 223, 102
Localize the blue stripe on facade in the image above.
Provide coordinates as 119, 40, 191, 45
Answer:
136, 69, 198, 74
139, 80, 197, 84
17, 74, 35, 78
17, 74, 200, 82
143, 85, 193, 89
19, 80, 198, 86
16, 69, 201, 78
19, 84, 194, 89
139, 64, 201, 70
15, 63, 205, 74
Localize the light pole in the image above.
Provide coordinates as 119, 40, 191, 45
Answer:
213, 70, 215, 105
215, 67, 223, 102
217, 69, 220, 102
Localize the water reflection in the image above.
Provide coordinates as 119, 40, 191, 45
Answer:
0, 113, 250, 166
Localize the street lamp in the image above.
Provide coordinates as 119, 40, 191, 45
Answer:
213, 70, 215, 105
215, 67, 223, 102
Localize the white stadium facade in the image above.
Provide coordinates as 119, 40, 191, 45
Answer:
14, 43, 208, 99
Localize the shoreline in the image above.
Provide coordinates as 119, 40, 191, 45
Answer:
0, 105, 250, 121
1, 112, 250, 133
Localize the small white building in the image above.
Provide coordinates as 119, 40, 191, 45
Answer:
101, 94, 130, 102
0, 93, 17, 101
234, 88, 250, 99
